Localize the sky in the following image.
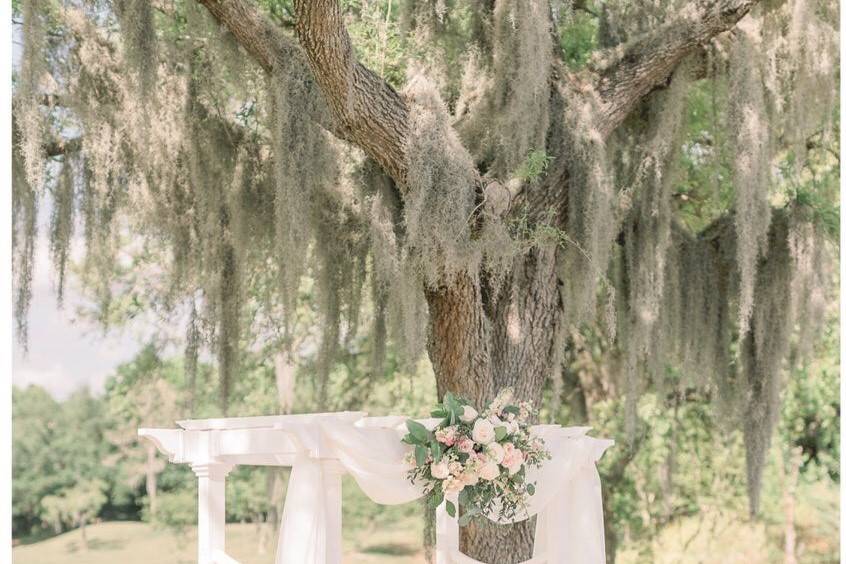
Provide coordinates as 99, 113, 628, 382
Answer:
12, 230, 147, 400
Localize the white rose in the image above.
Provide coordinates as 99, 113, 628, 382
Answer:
460, 470, 479, 487
505, 419, 519, 435
486, 442, 505, 464
478, 460, 500, 481
472, 418, 496, 444
431, 461, 450, 480
460, 405, 479, 423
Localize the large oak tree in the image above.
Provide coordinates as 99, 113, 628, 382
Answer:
13, 0, 837, 560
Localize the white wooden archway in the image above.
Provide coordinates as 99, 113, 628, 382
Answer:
140, 413, 611, 564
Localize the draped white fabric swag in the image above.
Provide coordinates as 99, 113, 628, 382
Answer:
276, 417, 613, 564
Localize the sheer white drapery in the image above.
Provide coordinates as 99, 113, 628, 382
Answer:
276, 418, 612, 564
139, 413, 611, 564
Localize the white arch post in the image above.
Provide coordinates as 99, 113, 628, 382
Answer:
140, 412, 364, 564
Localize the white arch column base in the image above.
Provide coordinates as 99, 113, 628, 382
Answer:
192, 462, 234, 564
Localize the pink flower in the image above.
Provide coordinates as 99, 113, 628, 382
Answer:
435, 426, 457, 446
501, 443, 524, 475
457, 437, 475, 453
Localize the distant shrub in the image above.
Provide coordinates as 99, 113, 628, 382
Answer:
143, 490, 196, 535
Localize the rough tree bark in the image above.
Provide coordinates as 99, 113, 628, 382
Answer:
145, 442, 159, 518
194, 0, 761, 560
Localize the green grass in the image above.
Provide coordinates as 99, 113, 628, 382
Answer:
12, 521, 426, 564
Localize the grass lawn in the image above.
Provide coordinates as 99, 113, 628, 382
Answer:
13, 521, 427, 564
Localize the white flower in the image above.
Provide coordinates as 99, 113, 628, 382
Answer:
478, 460, 500, 481
460, 470, 479, 486
518, 401, 532, 421
485, 442, 505, 464
505, 419, 520, 435
448, 461, 463, 476
443, 476, 465, 495
472, 418, 496, 444
431, 461, 450, 480
460, 405, 479, 423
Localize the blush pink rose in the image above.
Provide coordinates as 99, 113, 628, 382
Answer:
457, 437, 475, 453
435, 426, 457, 446
501, 443, 524, 475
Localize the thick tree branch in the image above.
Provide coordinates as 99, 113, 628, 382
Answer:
292, 0, 410, 185
195, 0, 286, 74
195, 0, 337, 133
196, 0, 423, 192
591, 0, 760, 137
44, 136, 82, 157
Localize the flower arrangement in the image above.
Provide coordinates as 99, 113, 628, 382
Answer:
402, 388, 550, 525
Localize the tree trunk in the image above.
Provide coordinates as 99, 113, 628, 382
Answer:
145, 442, 158, 518
274, 351, 297, 415
257, 513, 269, 555
783, 447, 801, 564
79, 518, 88, 550
426, 247, 561, 563
562, 367, 589, 425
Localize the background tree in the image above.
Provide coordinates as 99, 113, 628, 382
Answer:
40, 479, 108, 550
103, 346, 181, 518
12, 0, 838, 560
12, 387, 112, 539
